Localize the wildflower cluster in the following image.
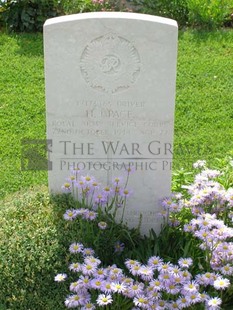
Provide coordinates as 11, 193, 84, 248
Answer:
161, 165, 230, 223
184, 213, 233, 273
55, 241, 230, 309
161, 160, 233, 284
161, 160, 233, 222
61, 167, 135, 260
62, 167, 133, 222
91, 0, 108, 12
90, 0, 127, 12
56, 159, 233, 309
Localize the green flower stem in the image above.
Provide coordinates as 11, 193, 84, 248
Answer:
120, 199, 127, 223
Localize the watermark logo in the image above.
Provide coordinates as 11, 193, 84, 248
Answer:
21, 139, 52, 171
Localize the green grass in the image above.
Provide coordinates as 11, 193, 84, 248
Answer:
0, 33, 47, 198
0, 29, 233, 198
174, 30, 233, 170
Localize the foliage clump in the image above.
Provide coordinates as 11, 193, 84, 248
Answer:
0, 188, 73, 309
1, 0, 233, 32
0, 0, 62, 32
133, 0, 233, 28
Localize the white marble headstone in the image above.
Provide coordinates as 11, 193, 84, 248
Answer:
44, 12, 178, 235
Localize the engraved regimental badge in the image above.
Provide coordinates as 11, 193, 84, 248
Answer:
80, 33, 141, 94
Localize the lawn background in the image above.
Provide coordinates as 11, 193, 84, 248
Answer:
0, 29, 233, 199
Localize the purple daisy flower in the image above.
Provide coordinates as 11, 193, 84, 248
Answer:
69, 242, 84, 254
63, 209, 78, 221
114, 241, 125, 254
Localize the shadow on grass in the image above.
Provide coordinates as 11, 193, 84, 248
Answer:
178, 28, 233, 44
0, 32, 44, 57
15, 32, 44, 57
